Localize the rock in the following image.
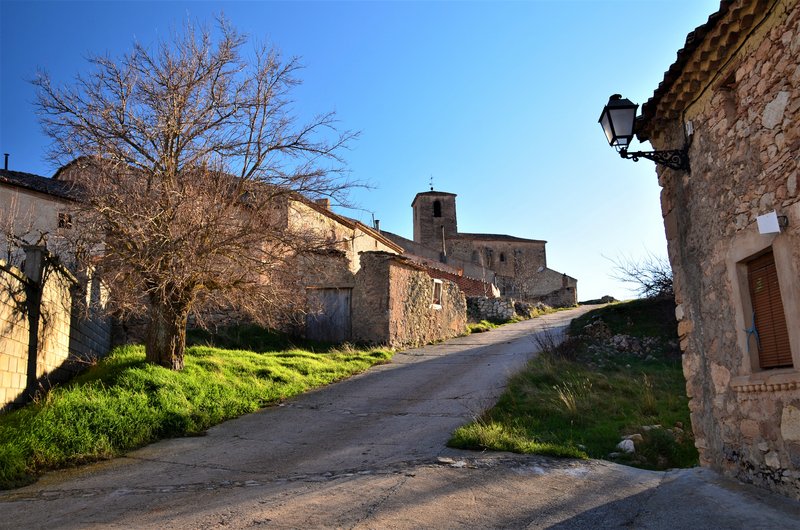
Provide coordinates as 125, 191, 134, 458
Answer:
583, 320, 612, 340
625, 434, 644, 443
617, 439, 635, 453
765, 451, 781, 469
642, 425, 662, 431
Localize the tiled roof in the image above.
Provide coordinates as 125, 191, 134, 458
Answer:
0, 169, 79, 200
636, 0, 775, 137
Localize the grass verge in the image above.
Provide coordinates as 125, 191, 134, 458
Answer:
0, 340, 392, 489
466, 320, 501, 334
449, 297, 698, 470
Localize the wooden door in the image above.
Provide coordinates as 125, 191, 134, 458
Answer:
306, 288, 352, 343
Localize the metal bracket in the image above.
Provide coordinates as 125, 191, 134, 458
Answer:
619, 148, 690, 172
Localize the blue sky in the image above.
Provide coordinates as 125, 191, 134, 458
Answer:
1, 0, 721, 300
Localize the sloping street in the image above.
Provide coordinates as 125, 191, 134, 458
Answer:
2, 306, 799, 529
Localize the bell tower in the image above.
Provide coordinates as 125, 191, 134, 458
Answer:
411, 191, 458, 248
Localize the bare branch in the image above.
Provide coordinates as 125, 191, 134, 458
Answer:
34, 17, 360, 369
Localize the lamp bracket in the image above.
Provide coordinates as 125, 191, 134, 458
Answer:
619, 148, 690, 172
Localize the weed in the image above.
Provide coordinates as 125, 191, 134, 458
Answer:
641, 373, 657, 417
552, 378, 592, 416
448, 298, 697, 470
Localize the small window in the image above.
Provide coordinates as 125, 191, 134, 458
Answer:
499, 252, 506, 263
433, 200, 442, 218
432, 279, 443, 307
747, 251, 792, 369
58, 212, 73, 229
471, 250, 479, 264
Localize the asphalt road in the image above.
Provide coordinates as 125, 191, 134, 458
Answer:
2, 306, 800, 529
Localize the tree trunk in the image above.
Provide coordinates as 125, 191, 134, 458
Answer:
145, 299, 189, 370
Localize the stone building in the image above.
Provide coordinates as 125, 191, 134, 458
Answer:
384, 190, 577, 307
636, 0, 800, 498
2, 165, 469, 350
351, 252, 466, 347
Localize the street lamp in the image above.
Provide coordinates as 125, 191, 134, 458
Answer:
598, 94, 690, 171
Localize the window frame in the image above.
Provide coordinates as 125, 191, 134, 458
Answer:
746, 250, 792, 369
727, 227, 800, 391
431, 278, 443, 309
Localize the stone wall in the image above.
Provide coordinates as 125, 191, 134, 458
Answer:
381, 229, 491, 281
467, 297, 516, 322
497, 266, 578, 304
532, 286, 578, 308
352, 252, 467, 347
412, 191, 458, 245
641, 0, 800, 498
447, 237, 546, 280
287, 199, 400, 275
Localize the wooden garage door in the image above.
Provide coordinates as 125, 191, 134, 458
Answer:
306, 288, 352, 343
747, 251, 792, 369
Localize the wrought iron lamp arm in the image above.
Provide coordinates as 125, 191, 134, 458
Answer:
619, 147, 690, 172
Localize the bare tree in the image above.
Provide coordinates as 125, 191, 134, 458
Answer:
34, 18, 358, 369
608, 252, 674, 299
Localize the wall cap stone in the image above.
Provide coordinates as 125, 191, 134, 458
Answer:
731, 369, 800, 393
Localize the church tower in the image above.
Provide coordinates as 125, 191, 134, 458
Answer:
411, 191, 458, 248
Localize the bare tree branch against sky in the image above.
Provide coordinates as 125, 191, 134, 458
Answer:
33, 18, 357, 369
1, 0, 721, 300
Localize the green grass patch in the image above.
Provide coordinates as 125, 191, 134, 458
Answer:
570, 296, 677, 338
0, 343, 392, 489
466, 320, 501, 334
449, 298, 697, 470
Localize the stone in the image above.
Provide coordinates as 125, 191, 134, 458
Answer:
710, 363, 731, 394
765, 451, 781, 469
740, 419, 760, 439
762, 91, 790, 129
781, 405, 800, 442
616, 439, 635, 454
677, 319, 694, 338
625, 434, 644, 443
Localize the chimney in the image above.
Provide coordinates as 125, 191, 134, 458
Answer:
3, 153, 8, 171
316, 198, 330, 209
374, 219, 381, 232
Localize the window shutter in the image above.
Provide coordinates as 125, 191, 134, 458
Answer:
747, 251, 792, 369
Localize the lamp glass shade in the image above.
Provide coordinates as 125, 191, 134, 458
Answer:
599, 95, 638, 147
